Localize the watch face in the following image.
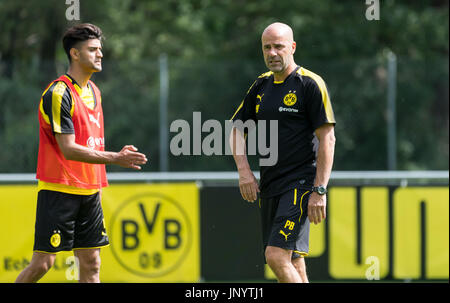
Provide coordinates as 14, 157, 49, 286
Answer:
316, 186, 327, 195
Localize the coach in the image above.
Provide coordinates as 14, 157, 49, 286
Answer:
229, 22, 336, 283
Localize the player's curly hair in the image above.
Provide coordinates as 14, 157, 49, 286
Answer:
62, 23, 103, 62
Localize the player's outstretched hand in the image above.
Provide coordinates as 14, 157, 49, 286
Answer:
116, 145, 148, 170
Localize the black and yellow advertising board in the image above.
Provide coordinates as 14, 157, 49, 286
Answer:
0, 183, 200, 282
201, 185, 448, 281
0, 182, 448, 282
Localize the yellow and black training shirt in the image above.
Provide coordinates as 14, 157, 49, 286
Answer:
231, 66, 336, 198
38, 74, 99, 195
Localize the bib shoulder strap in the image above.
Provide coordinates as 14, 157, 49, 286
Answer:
88, 80, 102, 101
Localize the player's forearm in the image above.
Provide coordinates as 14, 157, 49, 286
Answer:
55, 133, 119, 165
314, 129, 336, 187
55, 134, 147, 170
229, 127, 252, 172
60, 142, 119, 165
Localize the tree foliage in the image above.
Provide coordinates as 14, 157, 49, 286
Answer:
0, 0, 448, 172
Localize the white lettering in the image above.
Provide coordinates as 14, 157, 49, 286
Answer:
365, 0, 380, 21
169, 112, 279, 166
65, 0, 80, 21
365, 256, 381, 280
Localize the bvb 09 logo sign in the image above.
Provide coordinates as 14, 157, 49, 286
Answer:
110, 193, 192, 277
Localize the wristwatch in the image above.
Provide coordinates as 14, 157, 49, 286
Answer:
312, 185, 328, 195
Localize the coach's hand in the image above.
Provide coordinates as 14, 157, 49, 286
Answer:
308, 192, 327, 224
116, 145, 148, 170
238, 168, 260, 203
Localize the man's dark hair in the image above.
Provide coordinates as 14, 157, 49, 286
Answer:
62, 23, 103, 62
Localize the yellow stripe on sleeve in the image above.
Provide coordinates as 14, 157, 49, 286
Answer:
51, 81, 67, 133
230, 78, 260, 120
299, 67, 336, 123
39, 85, 54, 125
230, 100, 244, 121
